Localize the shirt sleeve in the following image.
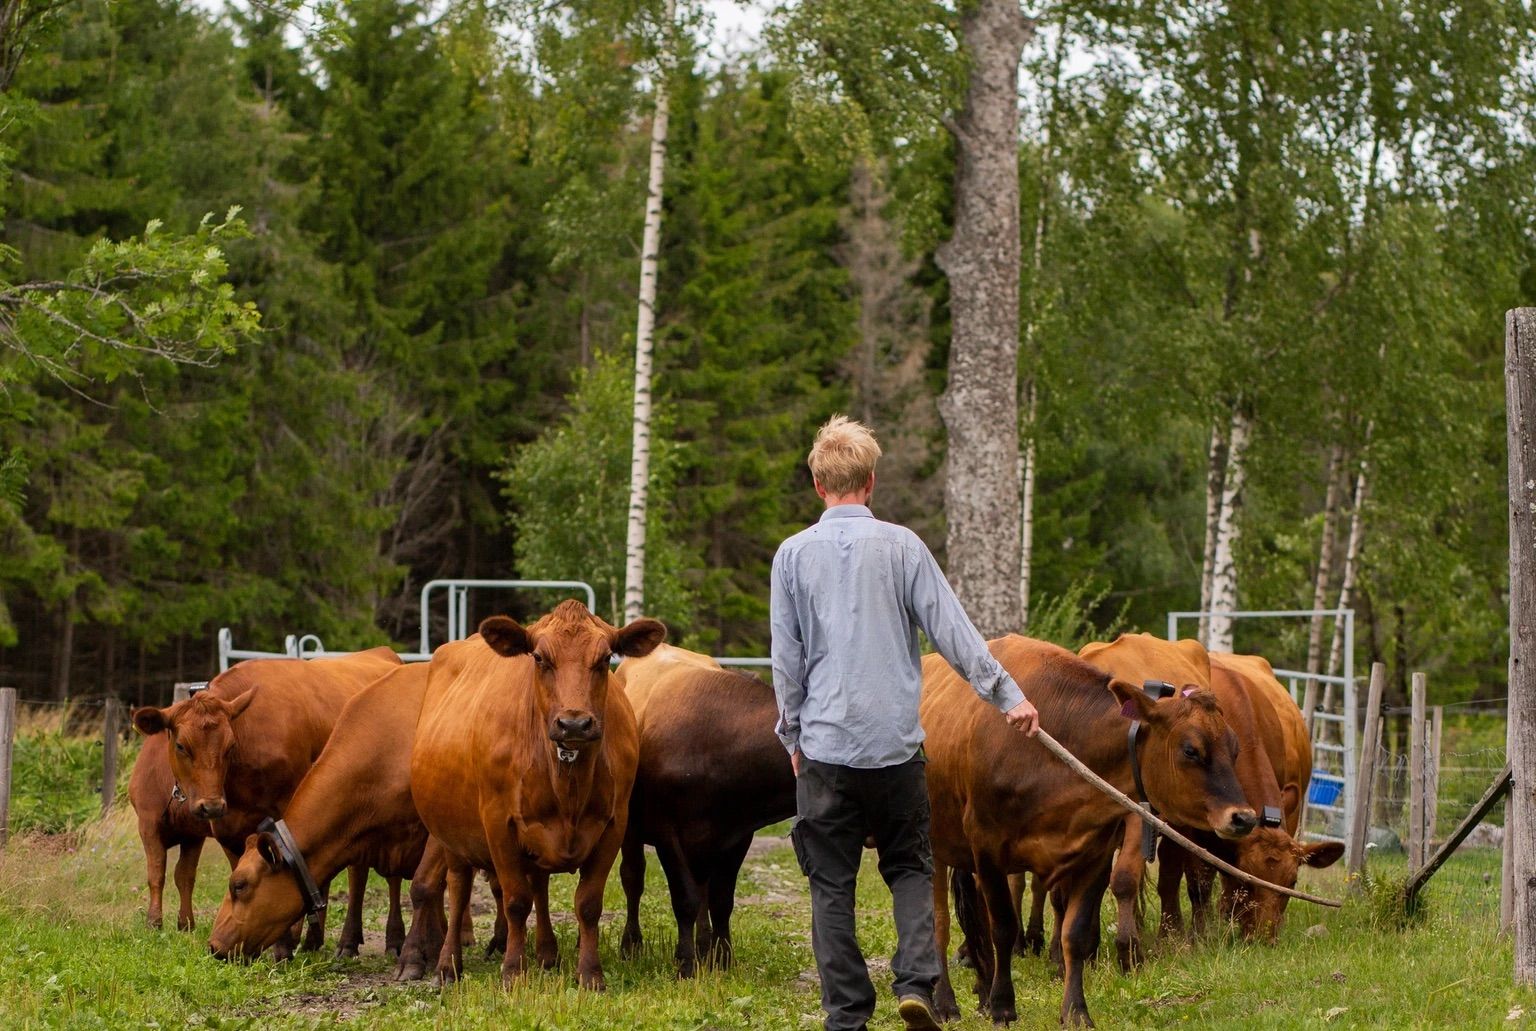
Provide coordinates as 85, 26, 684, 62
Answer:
770, 546, 807, 755
905, 538, 1026, 712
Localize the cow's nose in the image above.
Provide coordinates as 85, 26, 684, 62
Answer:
1229, 809, 1257, 833
195, 799, 227, 820
556, 715, 595, 738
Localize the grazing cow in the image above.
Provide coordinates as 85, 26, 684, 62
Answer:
922, 635, 1256, 1028
207, 663, 430, 962
616, 647, 796, 975
410, 601, 664, 989
128, 733, 212, 931
131, 648, 401, 954
1074, 632, 1216, 969
1156, 652, 1342, 942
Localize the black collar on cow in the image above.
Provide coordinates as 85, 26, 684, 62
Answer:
258, 817, 328, 916
1128, 679, 1176, 862
1261, 805, 1283, 828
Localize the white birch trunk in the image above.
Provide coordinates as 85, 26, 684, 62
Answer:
1206, 410, 1251, 653
623, 0, 675, 624
1198, 421, 1228, 646
1306, 442, 1347, 674
1019, 383, 1037, 627
1324, 453, 1370, 691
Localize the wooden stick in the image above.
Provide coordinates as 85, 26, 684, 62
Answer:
1406, 763, 1512, 910
1032, 728, 1343, 909
0, 688, 15, 848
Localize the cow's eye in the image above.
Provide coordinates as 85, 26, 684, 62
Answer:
592, 655, 611, 672
175, 742, 189, 757
230, 879, 246, 897
1182, 744, 1201, 762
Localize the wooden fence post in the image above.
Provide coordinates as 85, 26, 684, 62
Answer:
1347, 662, 1386, 882
0, 688, 15, 848
1409, 672, 1428, 871
100, 699, 122, 818
1503, 305, 1536, 982
1428, 705, 1443, 844
173, 683, 192, 704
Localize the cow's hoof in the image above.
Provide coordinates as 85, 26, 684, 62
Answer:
620, 932, 642, 959
1020, 931, 1044, 956
273, 945, 294, 963
394, 960, 426, 982
989, 1000, 1017, 1025
1060, 1010, 1095, 1028
483, 940, 504, 959
178, 917, 195, 932
578, 969, 606, 992
934, 989, 961, 1022
537, 948, 559, 971
336, 944, 359, 959
385, 946, 400, 961
436, 963, 459, 986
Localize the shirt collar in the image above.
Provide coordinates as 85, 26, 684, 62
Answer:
818, 504, 873, 523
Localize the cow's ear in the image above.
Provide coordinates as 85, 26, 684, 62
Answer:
612, 618, 667, 658
479, 615, 533, 657
1298, 840, 1345, 869
224, 689, 257, 722
256, 831, 285, 872
132, 706, 170, 737
1108, 678, 1157, 722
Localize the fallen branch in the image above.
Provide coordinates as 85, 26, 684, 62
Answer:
1033, 727, 1343, 909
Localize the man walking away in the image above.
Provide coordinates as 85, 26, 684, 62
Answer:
771, 415, 1039, 1031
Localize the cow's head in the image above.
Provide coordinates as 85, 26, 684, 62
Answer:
479, 600, 665, 754
132, 690, 257, 822
1226, 791, 1344, 940
1111, 681, 1257, 840
208, 830, 305, 961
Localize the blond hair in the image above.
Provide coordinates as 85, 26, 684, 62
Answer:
808, 415, 882, 495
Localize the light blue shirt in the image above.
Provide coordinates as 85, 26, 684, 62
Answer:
770, 504, 1026, 768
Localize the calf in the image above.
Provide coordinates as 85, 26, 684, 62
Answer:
616, 649, 796, 975
128, 733, 213, 931
410, 601, 664, 989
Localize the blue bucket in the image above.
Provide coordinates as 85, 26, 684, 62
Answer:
1307, 772, 1343, 807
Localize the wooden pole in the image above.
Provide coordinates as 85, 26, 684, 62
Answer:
1032, 728, 1342, 909
1504, 306, 1536, 982
1428, 705, 1443, 844
100, 700, 122, 817
1409, 672, 1427, 871
1347, 662, 1386, 881
0, 688, 15, 847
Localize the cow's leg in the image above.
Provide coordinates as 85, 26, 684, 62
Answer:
1017, 873, 1046, 957
655, 833, 704, 978
704, 837, 753, 970
483, 827, 537, 988
529, 870, 559, 970
337, 864, 367, 958
384, 876, 405, 959
1058, 863, 1112, 1029
434, 859, 475, 984
300, 873, 331, 952
173, 837, 204, 931
397, 843, 449, 982
1109, 839, 1146, 972
1156, 840, 1186, 939
933, 856, 961, 1022
974, 857, 1019, 1024
1186, 858, 1215, 938
573, 820, 626, 990
694, 876, 715, 960
485, 874, 506, 955
140, 818, 169, 930
1048, 888, 1066, 980
619, 822, 646, 958
953, 866, 995, 1010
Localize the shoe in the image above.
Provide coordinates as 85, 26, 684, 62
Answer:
897, 994, 943, 1030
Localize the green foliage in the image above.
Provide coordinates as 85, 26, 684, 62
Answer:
504, 351, 695, 631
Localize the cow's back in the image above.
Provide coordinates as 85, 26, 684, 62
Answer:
617, 643, 720, 721
1213, 652, 1311, 826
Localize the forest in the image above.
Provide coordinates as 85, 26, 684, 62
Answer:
0, 0, 1532, 718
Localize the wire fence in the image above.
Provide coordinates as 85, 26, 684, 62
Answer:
1, 697, 139, 842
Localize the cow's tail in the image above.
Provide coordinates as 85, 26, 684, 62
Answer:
950, 866, 993, 988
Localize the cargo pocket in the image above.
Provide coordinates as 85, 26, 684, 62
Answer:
789, 817, 811, 877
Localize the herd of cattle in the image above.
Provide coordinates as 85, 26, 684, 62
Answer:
125, 600, 1342, 1027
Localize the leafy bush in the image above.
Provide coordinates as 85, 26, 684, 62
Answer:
6, 706, 139, 836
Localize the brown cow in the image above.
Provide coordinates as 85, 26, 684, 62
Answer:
615, 648, 796, 975
1156, 652, 1342, 941
922, 635, 1256, 1028
207, 663, 431, 961
1075, 632, 1217, 969
128, 733, 212, 930
131, 648, 400, 953
410, 601, 664, 989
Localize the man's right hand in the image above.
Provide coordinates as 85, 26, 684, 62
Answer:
1004, 698, 1040, 737
792, 749, 803, 777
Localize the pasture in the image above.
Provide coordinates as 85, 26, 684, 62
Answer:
0, 799, 1523, 1030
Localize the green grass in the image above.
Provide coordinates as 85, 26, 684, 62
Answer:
6, 711, 139, 836
0, 811, 1529, 1029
